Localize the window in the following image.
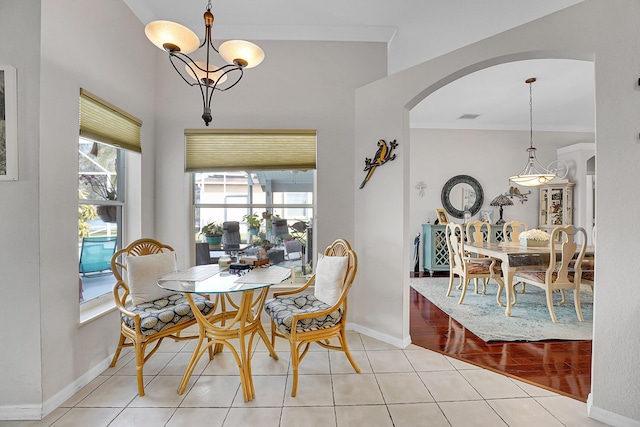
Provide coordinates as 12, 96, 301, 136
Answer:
194, 171, 315, 282
78, 139, 124, 303
78, 89, 141, 305
187, 129, 316, 277
193, 171, 314, 245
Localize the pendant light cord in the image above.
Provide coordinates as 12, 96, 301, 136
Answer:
529, 80, 533, 149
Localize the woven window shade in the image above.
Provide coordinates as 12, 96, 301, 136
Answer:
79, 89, 142, 153
185, 129, 316, 172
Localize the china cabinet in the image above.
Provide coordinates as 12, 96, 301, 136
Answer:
538, 181, 574, 233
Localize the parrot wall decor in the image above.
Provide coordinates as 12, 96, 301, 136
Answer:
359, 139, 398, 189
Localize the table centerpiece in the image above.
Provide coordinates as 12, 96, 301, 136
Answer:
518, 229, 551, 247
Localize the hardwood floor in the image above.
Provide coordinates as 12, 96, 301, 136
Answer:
409, 284, 592, 402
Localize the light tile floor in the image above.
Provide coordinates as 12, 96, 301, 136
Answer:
0, 327, 609, 427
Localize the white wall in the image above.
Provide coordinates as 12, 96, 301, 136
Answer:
0, 0, 157, 418
0, 0, 43, 413
38, 0, 158, 410
409, 129, 594, 271
151, 40, 388, 269
2, 0, 639, 424
1, 2, 388, 418
355, 1, 640, 424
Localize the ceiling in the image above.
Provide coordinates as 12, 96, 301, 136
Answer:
124, 0, 593, 132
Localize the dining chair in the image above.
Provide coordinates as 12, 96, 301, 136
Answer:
195, 241, 211, 265
503, 221, 528, 243
284, 238, 303, 261
570, 226, 594, 291
222, 221, 241, 248
272, 218, 290, 242
109, 238, 215, 396
264, 238, 359, 397
465, 221, 500, 294
578, 259, 595, 291
582, 225, 595, 290
513, 225, 588, 322
445, 223, 505, 306
503, 220, 528, 294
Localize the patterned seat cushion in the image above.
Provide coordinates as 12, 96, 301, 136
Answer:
122, 293, 214, 336
516, 270, 578, 284
580, 271, 594, 283
264, 294, 342, 334
467, 257, 495, 266
466, 262, 497, 275
568, 259, 595, 271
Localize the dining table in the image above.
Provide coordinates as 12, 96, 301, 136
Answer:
157, 264, 290, 401
465, 241, 595, 317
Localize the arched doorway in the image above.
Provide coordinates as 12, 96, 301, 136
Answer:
406, 57, 595, 400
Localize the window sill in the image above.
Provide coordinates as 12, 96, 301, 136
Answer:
79, 295, 117, 326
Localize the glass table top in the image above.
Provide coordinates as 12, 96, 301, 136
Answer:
157, 264, 291, 294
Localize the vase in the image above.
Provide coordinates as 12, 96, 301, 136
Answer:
96, 205, 117, 223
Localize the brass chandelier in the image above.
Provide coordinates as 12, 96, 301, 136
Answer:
145, 1, 264, 126
509, 77, 555, 187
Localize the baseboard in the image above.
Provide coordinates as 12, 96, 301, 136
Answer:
0, 354, 113, 421
347, 323, 411, 348
0, 404, 44, 421
42, 355, 113, 419
587, 393, 640, 427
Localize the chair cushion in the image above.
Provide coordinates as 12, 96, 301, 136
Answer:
466, 263, 496, 275
581, 271, 595, 283
264, 294, 343, 334
126, 251, 178, 305
467, 257, 501, 270
314, 254, 348, 306
516, 270, 576, 284
568, 259, 595, 270
123, 293, 214, 335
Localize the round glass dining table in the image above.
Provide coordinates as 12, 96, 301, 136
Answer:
158, 264, 290, 401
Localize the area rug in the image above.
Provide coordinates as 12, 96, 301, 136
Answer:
410, 276, 593, 342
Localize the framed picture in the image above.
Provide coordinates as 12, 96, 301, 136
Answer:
0, 65, 18, 181
435, 208, 449, 225
480, 210, 493, 223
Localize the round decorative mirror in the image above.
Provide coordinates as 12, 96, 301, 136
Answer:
441, 175, 484, 219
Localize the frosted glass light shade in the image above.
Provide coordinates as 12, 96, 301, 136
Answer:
185, 61, 228, 86
219, 40, 264, 68
509, 173, 555, 186
509, 147, 555, 187
145, 20, 200, 54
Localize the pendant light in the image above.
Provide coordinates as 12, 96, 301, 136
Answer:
509, 77, 555, 187
145, 1, 264, 126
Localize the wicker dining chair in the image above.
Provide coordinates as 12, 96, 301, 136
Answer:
109, 238, 214, 396
264, 238, 359, 397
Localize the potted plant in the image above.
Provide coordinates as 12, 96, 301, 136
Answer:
79, 174, 118, 223
78, 189, 96, 238
261, 211, 281, 232
242, 212, 262, 236
251, 233, 272, 251
201, 221, 223, 247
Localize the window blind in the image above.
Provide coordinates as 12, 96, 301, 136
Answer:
79, 89, 142, 153
185, 129, 316, 172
